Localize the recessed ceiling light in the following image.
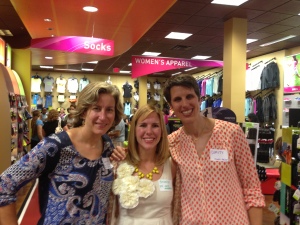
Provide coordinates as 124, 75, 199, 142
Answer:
142, 52, 161, 56
260, 35, 296, 47
184, 67, 197, 72
51, 34, 55, 37
128, 63, 132, 66
165, 32, 192, 40
211, 0, 248, 6
191, 55, 211, 60
246, 50, 250, 53
40, 66, 53, 69
246, 39, 258, 44
45, 56, 53, 59
0, 29, 13, 36
81, 68, 94, 71
44, 18, 52, 22
120, 70, 131, 74
83, 6, 98, 12
87, 61, 98, 64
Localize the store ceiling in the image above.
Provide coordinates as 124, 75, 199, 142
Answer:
1, 0, 300, 77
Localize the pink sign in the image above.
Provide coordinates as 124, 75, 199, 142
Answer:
31, 36, 114, 56
131, 56, 223, 78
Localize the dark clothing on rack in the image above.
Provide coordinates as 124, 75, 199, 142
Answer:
260, 62, 280, 90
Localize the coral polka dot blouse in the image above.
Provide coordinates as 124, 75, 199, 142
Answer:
168, 119, 265, 225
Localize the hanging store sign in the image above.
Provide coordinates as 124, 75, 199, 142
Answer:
131, 55, 223, 78
31, 36, 114, 56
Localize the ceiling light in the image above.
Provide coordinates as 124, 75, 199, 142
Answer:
172, 72, 181, 76
83, 6, 98, 12
0, 29, 13, 36
211, 0, 248, 6
191, 55, 211, 60
87, 61, 98, 64
40, 66, 53, 69
184, 67, 197, 72
246, 50, 250, 53
120, 70, 131, 74
81, 68, 94, 71
142, 52, 161, 56
165, 32, 192, 40
45, 56, 53, 59
44, 18, 52, 22
246, 39, 258, 44
128, 63, 132, 66
260, 35, 297, 47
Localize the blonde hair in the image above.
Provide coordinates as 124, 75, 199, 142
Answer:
127, 104, 170, 166
72, 82, 123, 128
47, 109, 59, 122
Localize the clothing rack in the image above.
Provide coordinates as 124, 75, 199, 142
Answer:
263, 89, 275, 97
264, 57, 276, 64
250, 60, 263, 68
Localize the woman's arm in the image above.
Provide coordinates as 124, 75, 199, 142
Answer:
248, 207, 263, 225
42, 127, 46, 137
0, 203, 17, 225
37, 124, 43, 140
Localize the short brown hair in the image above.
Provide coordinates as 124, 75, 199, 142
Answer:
72, 82, 123, 128
163, 74, 200, 104
127, 104, 170, 166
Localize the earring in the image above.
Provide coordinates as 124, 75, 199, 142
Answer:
82, 119, 85, 126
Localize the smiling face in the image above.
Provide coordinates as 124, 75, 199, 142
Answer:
135, 111, 162, 153
169, 86, 201, 124
83, 93, 116, 136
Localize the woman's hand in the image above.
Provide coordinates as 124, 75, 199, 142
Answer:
110, 146, 127, 162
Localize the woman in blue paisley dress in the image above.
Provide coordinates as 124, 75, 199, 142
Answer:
0, 82, 124, 225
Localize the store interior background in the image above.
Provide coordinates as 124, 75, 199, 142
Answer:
2, 0, 300, 224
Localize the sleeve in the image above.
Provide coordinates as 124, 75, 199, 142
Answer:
233, 125, 265, 209
36, 119, 44, 126
0, 138, 60, 206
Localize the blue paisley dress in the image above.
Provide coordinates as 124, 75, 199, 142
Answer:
0, 131, 114, 225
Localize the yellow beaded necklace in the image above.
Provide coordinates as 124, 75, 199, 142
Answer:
134, 166, 159, 180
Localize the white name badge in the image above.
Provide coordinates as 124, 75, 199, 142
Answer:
102, 157, 113, 169
159, 179, 173, 191
210, 149, 228, 162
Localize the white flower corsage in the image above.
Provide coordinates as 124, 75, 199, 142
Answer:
113, 162, 155, 209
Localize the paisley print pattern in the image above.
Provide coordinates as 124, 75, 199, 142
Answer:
0, 131, 114, 225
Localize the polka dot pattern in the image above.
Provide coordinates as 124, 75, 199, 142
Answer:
168, 119, 265, 225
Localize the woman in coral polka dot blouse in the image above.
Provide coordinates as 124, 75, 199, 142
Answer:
163, 74, 265, 225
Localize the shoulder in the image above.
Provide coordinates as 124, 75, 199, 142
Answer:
36, 119, 44, 125
168, 128, 183, 147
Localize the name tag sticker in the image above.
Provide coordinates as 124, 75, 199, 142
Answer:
159, 179, 172, 191
102, 157, 113, 169
210, 149, 228, 162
